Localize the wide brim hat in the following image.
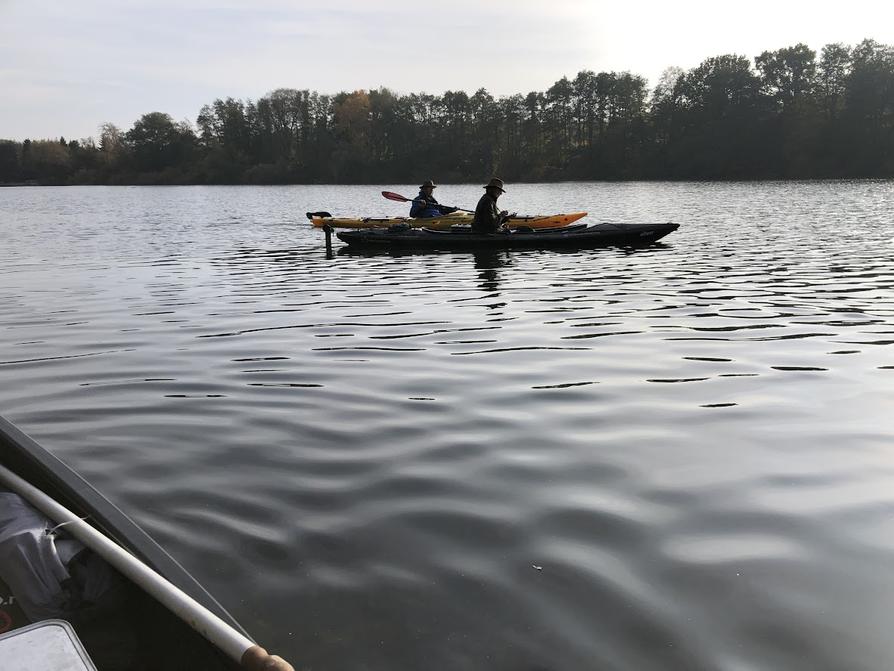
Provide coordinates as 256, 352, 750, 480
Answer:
419, 179, 437, 189
483, 177, 505, 192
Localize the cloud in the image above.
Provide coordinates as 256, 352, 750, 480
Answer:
1, 0, 892, 139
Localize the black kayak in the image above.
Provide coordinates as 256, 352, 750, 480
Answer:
0, 415, 246, 670
336, 222, 679, 250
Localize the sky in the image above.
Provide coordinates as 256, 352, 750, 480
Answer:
2, 0, 892, 141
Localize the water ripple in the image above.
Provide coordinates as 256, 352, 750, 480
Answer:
2, 182, 894, 671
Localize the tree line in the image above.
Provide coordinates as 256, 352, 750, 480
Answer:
2, 39, 892, 185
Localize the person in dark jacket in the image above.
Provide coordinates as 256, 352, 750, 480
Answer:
410, 180, 458, 218
472, 178, 510, 233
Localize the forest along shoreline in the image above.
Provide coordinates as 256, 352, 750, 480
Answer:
1, 39, 892, 186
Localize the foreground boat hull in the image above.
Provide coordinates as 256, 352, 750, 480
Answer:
0, 416, 243, 670
336, 222, 680, 250
312, 211, 588, 230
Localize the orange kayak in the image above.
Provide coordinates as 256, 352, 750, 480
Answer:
310, 211, 588, 231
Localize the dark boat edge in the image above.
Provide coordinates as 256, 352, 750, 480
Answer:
0, 414, 250, 668
0, 415, 246, 634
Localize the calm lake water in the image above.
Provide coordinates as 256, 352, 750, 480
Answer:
1, 182, 894, 670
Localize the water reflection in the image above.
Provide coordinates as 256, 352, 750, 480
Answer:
3, 183, 894, 671
473, 250, 510, 293
334, 246, 446, 259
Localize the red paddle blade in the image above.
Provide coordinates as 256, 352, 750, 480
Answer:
382, 191, 410, 202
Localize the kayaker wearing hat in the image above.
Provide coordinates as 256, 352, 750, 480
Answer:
410, 180, 458, 218
472, 177, 511, 233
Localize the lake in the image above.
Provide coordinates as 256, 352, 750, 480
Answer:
1, 182, 893, 670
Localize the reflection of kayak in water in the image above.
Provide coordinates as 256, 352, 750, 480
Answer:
307, 211, 588, 230
335, 222, 680, 250
0, 415, 282, 671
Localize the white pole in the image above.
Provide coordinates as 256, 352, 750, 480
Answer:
0, 462, 255, 664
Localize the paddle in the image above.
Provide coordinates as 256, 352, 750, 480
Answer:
381, 190, 474, 214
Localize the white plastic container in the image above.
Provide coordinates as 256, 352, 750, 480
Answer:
0, 619, 97, 670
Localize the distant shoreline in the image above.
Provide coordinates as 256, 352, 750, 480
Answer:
3, 38, 892, 186
3, 176, 893, 188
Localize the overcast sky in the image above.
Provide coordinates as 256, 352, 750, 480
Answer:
2, 0, 892, 141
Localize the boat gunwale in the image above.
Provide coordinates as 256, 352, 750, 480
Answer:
0, 415, 249, 640
335, 222, 680, 249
